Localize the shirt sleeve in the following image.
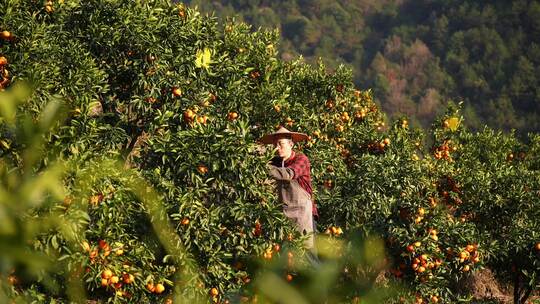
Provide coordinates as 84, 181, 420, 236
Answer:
269, 165, 295, 181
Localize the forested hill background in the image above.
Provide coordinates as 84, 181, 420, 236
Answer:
185, 0, 540, 136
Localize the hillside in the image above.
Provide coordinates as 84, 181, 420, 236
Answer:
187, 0, 540, 136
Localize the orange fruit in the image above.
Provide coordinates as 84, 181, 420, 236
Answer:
197, 165, 208, 174
414, 241, 421, 247
430, 295, 439, 303
145, 97, 156, 103
123, 274, 135, 284
89, 248, 98, 259
406, 245, 415, 253
286, 274, 293, 282
465, 244, 475, 252
0, 31, 11, 40
535, 242, 540, 251
383, 138, 390, 145
172, 87, 182, 97
155, 283, 165, 294
324, 179, 333, 189
181, 218, 190, 225
210, 287, 219, 297
98, 240, 108, 249
110, 276, 119, 284
147, 282, 155, 292
196, 115, 208, 124
462, 265, 470, 272
101, 278, 109, 287
325, 99, 334, 109
183, 109, 195, 122
227, 112, 238, 121
101, 269, 113, 279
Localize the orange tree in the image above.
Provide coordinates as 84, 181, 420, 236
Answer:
431, 109, 540, 304
1, 0, 540, 303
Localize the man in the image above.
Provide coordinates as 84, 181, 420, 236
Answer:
259, 126, 318, 251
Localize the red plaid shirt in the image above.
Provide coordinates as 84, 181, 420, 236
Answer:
271, 151, 318, 218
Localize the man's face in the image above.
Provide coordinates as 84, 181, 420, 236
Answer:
274, 138, 293, 159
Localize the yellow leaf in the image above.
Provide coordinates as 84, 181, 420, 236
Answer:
195, 48, 212, 69
446, 117, 460, 131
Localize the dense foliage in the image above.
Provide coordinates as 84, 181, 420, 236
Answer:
189, 0, 540, 135
0, 1, 539, 303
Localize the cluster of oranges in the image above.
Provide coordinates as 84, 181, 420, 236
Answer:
410, 253, 443, 275
506, 151, 526, 162
197, 164, 208, 174
414, 207, 426, 224
366, 138, 391, 153
253, 221, 262, 237
89, 193, 104, 206
324, 226, 344, 236
354, 108, 368, 121
183, 108, 209, 125
0, 33, 10, 90
414, 294, 439, 303
406, 241, 422, 253
262, 243, 281, 260
82, 240, 124, 263
323, 179, 334, 189
285, 117, 294, 127
249, 70, 261, 80
101, 269, 137, 295
227, 111, 239, 121
453, 244, 480, 272
44, 0, 54, 13
176, 3, 186, 18
433, 140, 457, 160
181, 93, 231, 126
209, 287, 219, 299
146, 281, 166, 294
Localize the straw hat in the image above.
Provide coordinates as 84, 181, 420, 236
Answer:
258, 126, 308, 144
